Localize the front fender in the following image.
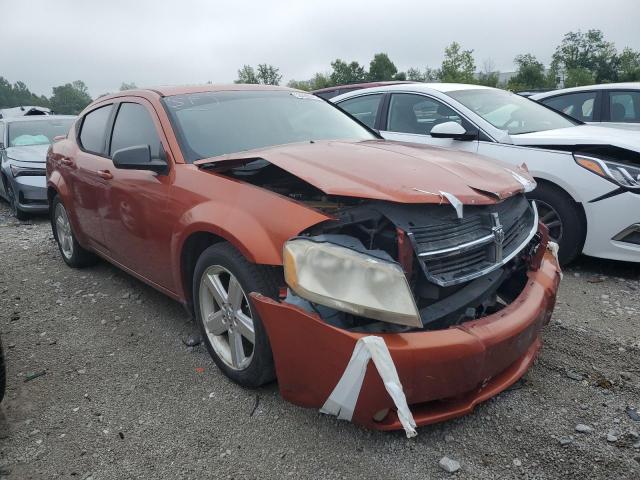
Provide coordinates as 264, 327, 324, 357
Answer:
170, 193, 331, 298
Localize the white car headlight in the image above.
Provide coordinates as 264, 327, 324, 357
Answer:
574, 154, 640, 190
283, 238, 422, 328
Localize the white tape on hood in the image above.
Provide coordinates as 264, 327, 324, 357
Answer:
320, 336, 418, 438
439, 191, 463, 219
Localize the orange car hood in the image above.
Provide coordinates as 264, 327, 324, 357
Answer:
195, 140, 528, 205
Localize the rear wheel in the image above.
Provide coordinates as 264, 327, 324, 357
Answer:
528, 182, 585, 266
51, 195, 97, 268
193, 243, 280, 387
6, 182, 29, 221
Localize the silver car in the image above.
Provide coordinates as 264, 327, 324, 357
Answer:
0, 115, 75, 219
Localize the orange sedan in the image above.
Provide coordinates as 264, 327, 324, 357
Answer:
47, 84, 560, 433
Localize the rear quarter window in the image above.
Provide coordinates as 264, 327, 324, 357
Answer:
79, 105, 113, 154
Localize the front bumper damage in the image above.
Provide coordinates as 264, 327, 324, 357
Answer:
251, 248, 560, 432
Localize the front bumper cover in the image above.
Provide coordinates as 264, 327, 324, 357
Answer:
251, 249, 561, 431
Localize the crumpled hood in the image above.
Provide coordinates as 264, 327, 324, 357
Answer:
5, 144, 50, 163
511, 125, 640, 152
196, 140, 530, 205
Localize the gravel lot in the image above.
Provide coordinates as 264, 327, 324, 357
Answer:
0, 202, 639, 479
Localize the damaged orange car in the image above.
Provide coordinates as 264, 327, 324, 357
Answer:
47, 85, 561, 433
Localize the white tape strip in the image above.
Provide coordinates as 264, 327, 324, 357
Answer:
547, 241, 563, 279
320, 336, 418, 438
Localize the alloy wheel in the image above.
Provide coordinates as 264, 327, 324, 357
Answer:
199, 265, 255, 371
536, 200, 563, 243
55, 203, 74, 260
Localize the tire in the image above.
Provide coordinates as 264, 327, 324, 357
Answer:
193, 242, 281, 388
6, 181, 29, 221
51, 195, 97, 268
528, 182, 585, 266
0, 336, 6, 403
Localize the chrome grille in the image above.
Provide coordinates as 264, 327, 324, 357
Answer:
407, 195, 537, 287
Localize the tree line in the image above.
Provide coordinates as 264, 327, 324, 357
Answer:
244, 29, 640, 91
2, 29, 639, 115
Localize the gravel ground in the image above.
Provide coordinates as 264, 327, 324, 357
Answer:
0, 202, 639, 479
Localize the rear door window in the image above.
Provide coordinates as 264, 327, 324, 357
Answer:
541, 92, 597, 121
109, 103, 161, 159
338, 94, 383, 128
79, 105, 113, 154
609, 91, 640, 122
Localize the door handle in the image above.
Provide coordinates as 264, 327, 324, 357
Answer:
96, 169, 113, 180
60, 157, 74, 167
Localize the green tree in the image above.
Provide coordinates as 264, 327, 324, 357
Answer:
288, 72, 333, 91
0, 77, 50, 109
394, 71, 407, 81
368, 53, 397, 81
507, 54, 548, 90
618, 47, 640, 81
550, 29, 618, 85
235, 65, 259, 84
120, 82, 137, 91
49, 81, 92, 115
439, 42, 476, 83
406, 67, 438, 82
330, 59, 367, 85
235, 64, 281, 85
564, 67, 595, 88
256, 64, 282, 85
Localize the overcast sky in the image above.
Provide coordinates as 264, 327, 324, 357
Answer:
2, 0, 639, 98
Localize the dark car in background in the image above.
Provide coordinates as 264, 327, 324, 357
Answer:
0, 115, 75, 219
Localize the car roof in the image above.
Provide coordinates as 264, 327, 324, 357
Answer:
109, 84, 296, 100
330, 83, 497, 103
531, 82, 640, 100
1, 114, 76, 124
312, 81, 417, 94
337, 82, 494, 95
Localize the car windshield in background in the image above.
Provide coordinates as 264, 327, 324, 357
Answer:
447, 89, 577, 135
8, 119, 74, 147
163, 90, 376, 161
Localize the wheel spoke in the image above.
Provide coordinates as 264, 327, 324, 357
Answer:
540, 210, 556, 223
204, 310, 227, 336
546, 220, 561, 229
204, 273, 227, 307
227, 276, 243, 311
228, 329, 245, 368
234, 311, 255, 344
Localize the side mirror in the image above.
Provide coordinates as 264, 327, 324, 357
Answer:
112, 145, 168, 174
430, 121, 478, 141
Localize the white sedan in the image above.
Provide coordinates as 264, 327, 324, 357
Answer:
332, 83, 640, 265
531, 82, 640, 131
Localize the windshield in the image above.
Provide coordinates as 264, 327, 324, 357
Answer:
163, 90, 376, 162
447, 89, 577, 135
8, 118, 74, 147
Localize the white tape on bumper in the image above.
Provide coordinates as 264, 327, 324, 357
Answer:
320, 336, 418, 438
547, 241, 563, 279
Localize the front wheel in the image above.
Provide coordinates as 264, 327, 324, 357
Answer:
528, 182, 585, 266
193, 243, 281, 387
6, 182, 29, 221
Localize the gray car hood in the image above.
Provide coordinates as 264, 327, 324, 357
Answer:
5, 144, 50, 163
509, 125, 640, 152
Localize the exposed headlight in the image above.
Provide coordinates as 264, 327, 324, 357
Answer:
283, 238, 422, 328
574, 154, 640, 190
10, 164, 46, 177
